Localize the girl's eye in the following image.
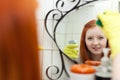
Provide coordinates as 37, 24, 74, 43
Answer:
98, 36, 104, 40
87, 37, 93, 40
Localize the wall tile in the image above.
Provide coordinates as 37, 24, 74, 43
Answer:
36, 0, 54, 20
42, 50, 53, 80
36, 20, 45, 45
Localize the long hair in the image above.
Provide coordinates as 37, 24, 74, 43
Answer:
79, 20, 109, 63
0, 0, 41, 80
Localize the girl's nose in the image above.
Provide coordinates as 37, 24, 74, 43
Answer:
93, 39, 99, 45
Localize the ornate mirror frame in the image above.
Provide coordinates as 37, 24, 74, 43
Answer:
44, 0, 99, 79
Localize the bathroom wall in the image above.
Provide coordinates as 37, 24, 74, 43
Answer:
36, 0, 120, 80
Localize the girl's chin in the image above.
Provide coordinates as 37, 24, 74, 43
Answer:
92, 51, 102, 55
92, 49, 101, 53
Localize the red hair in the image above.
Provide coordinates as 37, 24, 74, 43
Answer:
0, 0, 41, 80
79, 20, 109, 63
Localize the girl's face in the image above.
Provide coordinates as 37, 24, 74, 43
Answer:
85, 26, 107, 56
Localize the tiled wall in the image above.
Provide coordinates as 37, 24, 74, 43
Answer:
36, 0, 119, 80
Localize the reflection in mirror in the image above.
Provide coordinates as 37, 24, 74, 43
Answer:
55, 1, 111, 63
44, 0, 118, 79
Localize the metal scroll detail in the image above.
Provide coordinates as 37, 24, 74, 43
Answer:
44, 0, 98, 79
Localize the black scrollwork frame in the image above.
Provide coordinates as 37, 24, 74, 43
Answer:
44, 0, 98, 80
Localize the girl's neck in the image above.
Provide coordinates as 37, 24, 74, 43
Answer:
91, 54, 102, 61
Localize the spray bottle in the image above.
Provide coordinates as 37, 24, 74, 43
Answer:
95, 48, 112, 80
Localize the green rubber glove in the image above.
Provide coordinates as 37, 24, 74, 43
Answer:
97, 10, 120, 58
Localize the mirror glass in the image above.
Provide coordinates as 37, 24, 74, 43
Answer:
55, 1, 112, 61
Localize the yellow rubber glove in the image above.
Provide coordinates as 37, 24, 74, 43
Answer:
97, 10, 120, 58
63, 44, 78, 59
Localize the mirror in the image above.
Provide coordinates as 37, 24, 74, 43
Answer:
45, 0, 116, 63
55, 1, 112, 62
44, 0, 119, 79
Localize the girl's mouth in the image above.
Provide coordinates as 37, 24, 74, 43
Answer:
93, 47, 100, 51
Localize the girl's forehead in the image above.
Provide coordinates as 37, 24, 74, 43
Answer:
86, 27, 104, 36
